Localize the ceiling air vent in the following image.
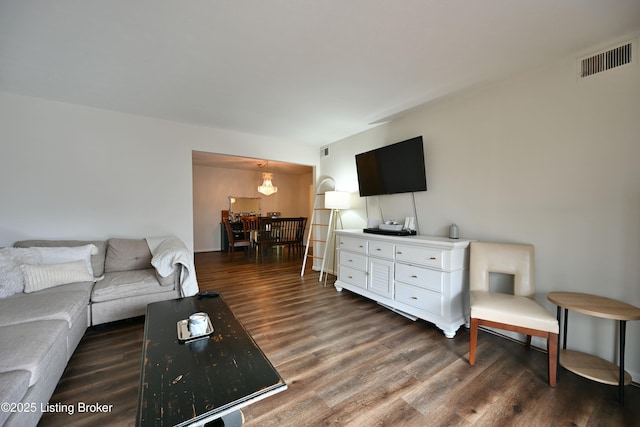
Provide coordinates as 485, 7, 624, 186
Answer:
320, 146, 329, 158
578, 41, 634, 79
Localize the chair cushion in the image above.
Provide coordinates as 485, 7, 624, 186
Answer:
471, 291, 559, 333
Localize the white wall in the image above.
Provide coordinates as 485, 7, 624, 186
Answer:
193, 164, 313, 252
322, 38, 640, 380
0, 91, 319, 251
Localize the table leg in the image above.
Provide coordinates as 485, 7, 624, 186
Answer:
562, 308, 568, 349
555, 306, 562, 370
619, 320, 626, 404
202, 409, 244, 426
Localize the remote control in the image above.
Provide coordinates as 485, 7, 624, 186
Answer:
198, 291, 219, 298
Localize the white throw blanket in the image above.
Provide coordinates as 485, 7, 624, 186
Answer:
146, 236, 199, 297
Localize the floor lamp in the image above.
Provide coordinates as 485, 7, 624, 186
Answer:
322, 191, 350, 286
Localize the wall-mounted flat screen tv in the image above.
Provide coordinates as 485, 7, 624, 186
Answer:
355, 136, 427, 196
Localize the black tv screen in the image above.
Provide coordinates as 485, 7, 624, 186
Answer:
355, 136, 427, 196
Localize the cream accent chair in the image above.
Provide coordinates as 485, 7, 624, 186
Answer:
468, 242, 559, 387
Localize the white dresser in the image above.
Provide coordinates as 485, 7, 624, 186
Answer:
334, 230, 473, 338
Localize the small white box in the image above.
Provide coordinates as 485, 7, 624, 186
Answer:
379, 224, 403, 231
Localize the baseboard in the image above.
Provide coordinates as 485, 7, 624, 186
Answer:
194, 247, 216, 253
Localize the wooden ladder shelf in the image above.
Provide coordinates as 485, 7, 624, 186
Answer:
301, 177, 335, 281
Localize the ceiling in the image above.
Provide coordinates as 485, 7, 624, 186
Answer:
1, 1, 639, 146
192, 151, 312, 175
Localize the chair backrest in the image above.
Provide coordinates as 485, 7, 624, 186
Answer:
469, 241, 535, 298
257, 217, 307, 245
240, 216, 259, 233
224, 218, 249, 246
296, 217, 307, 243
257, 217, 279, 244
223, 218, 234, 240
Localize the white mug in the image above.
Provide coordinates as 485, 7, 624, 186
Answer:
188, 312, 208, 336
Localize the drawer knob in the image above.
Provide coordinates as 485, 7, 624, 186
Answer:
397, 251, 403, 255
376, 248, 381, 251
430, 257, 437, 260
411, 275, 418, 278
411, 296, 418, 300
348, 275, 353, 279
359, 245, 364, 248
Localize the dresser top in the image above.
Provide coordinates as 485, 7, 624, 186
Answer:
336, 229, 473, 248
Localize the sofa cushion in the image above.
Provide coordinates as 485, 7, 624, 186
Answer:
28, 244, 98, 277
0, 287, 91, 328
34, 281, 93, 297
21, 261, 94, 293
104, 239, 152, 273
91, 269, 175, 303
0, 248, 41, 298
0, 320, 67, 386
0, 371, 31, 425
14, 240, 107, 277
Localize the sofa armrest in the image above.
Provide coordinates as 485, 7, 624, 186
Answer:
155, 268, 179, 287
146, 236, 199, 297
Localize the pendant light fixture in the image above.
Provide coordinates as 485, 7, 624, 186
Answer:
257, 161, 278, 196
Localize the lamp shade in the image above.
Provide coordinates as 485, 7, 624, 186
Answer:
324, 191, 350, 210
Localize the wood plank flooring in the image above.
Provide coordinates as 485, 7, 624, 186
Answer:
40, 250, 639, 426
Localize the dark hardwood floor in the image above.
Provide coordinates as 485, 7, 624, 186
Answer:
40, 249, 639, 426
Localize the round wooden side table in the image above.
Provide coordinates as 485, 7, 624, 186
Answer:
547, 291, 640, 404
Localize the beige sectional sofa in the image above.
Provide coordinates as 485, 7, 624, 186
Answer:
0, 237, 197, 427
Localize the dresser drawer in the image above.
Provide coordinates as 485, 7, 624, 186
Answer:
368, 240, 395, 259
339, 265, 367, 289
395, 283, 443, 316
339, 236, 367, 254
395, 263, 443, 293
339, 251, 367, 271
395, 245, 446, 269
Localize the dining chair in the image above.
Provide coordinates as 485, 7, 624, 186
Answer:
223, 219, 251, 255
294, 217, 307, 254
468, 241, 559, 387
240, 216, 259, 256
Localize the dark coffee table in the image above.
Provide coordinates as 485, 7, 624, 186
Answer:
136, 294, 286, 426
